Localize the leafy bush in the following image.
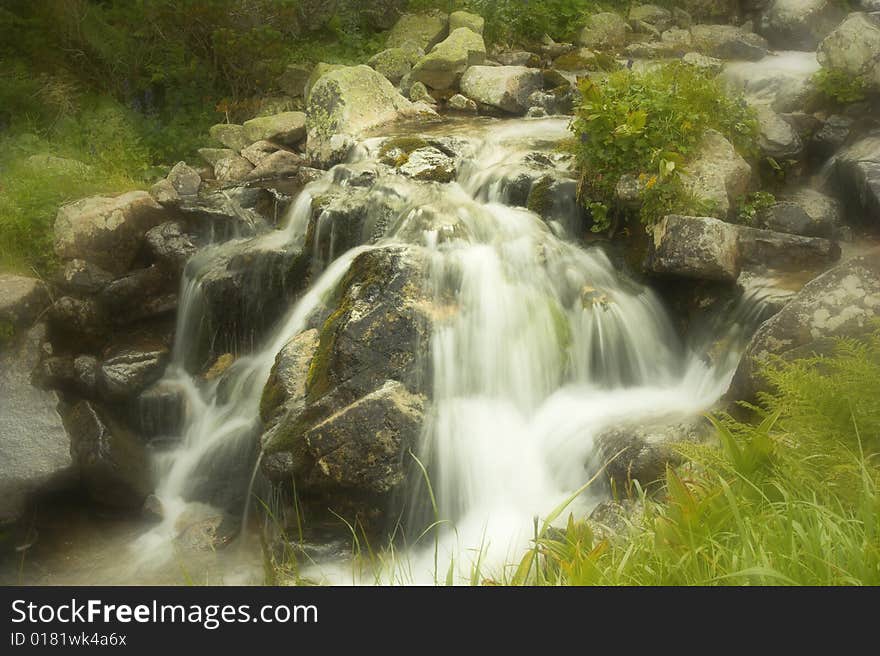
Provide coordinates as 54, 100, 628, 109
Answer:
508, 328, 880, 585
736, 191, 776, 226
569, 62, 759, 232
813, 67, 868, 106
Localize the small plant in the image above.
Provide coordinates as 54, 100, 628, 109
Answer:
569, 62, 758, 232
736, 191, 776, 226
813, 67, 868, 105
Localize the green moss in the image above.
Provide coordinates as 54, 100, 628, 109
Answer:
378, 136, 430, 166
554, 53, 596, 72
813, 67, 868, 106
527, 176, 554, 216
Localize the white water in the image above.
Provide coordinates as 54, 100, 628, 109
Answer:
128, 117, 762, 584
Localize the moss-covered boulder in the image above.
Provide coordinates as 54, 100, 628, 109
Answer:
449, 10, 484, 35
760, 0, 846, 51
304, 62, 346, 101
209, 123, 250, 152
680, 129, 752, 219
368, 45, 423, 85
691, 24, 769, 61
578, 12, 628, 50
386, 11, 449, 51
817, 12, 880, 92
410, 27, 487, 91
242, 111, 307, 147
459, 65, 544, 114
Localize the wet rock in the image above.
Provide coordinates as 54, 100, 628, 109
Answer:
208, 123, 250, 152
759, 0, 846, 50
681, 129, 752, 219
138, 380, 188, 440
448, 93, 478, 112
646, 214, 741, 282
166, 162, 201, 198
386, 12, 449, 52
411, 27, 487, 90
55, 259, 113, 296
242, 111, 307, 147
578, 12, 628, 49
720, 53, 819, 114
736, 225, 841, 270
368, 46, 422, 85
212, 154, 255, 183
755, 104, 803, 160
49, 296, 105, 339
63, 400, 152, 509
245, 150, 305, 181
398, 147, 456, 182
830, 133, 880, 226
145, 222, 198, 272
0, 324, 75, 523
173, 503, 238, 551
758, 199, 840, 238
525, 175, 582, 233
307, 65, 428, 167
175, 189, 268, 240
593, 418, 709, 492
449, 10, 484, 35
260, 329, 320, 427
459, 66, 544, 114
691, 23, 769, 60
0, 275, 49, 329
74, 355, 100, 395
784, 188, 845, 237
54, 191, 166, 275
811, 114, 854, 161
97, 265, 175, 325
817, 12, 880, 92
99, 346, 169, 400
731, 255, 880, 399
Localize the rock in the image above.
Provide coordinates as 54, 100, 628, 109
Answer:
447, 93, 478, 112
811, 114, 854, 160
54, 191, 166, 275
245, 150, 305, 181
240, 140, 286, 167
144, 222, 198, 271
166, 162, 200, 198
732, 255, 880, 399
74, 355, 99, 395
0, 324, 75, 523
398, 147, 456, 182
97, 265, 175, 325
137, 380, 188, 440
593, 418, 709, 492
55, 259, 113, 295
279, 64, 312, 99
408, 81, 435, 104
629, 5, 674, 31
459, 66, 544, 114
99, 346, 169, 400
386, 11, 449, 51
0, 275, 49, 329
175, 188, 268, 239
720, 52, 820, 114
63, 401, 152, 509
497, 51, 542, 67
673, 7, 694, 28
755, 104, 803, 159
661, 27, 694, 51
197, 147, 235, 168
213, 154, 255, 183
369, 47, 420, 84
646, 214, 741, 282
260, 329, 320, 426
681, 129, 752, 219
624, 41, 679, 58
261, 246, 431, 526
25, 154, 92, 176
758, 198, 841, 238
449, 10, 484, 35
525, 174, 582, 232
411, 27, 487, 90
817, 12, 880, 92
49, 296, 105, 339
759, 0, 846, 50
149, 179, 178, 206
305, 62, 347, 101
208, 124, 250, 152
691, 23, 769, 60
784, 188, 845, 237
736, 224, 840, 270
682, 51, 723, 73
831, 133, 880, 226
242, 111, 307, 147
578, 12, 629, 49
307, 65, 426, 167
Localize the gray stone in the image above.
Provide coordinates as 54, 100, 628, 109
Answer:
240, 140, 287, 167
832, 133, 880, 225
784, 188, 845, 237
812, 114, 854, 160
386, 12, 449, 51
496, 51, 542, 67
398, 147, 456, 182
720, 53, 820, 114
447, 93, 478, 112
209, 123, 250, 152
691, 23, 769, 60
579, 12, 629, 49
459, 66, 544, 114
449, 10, 484, 35
242, 112, 307, 147
736, 224, 840, 270
145, 222, 197, 271
755, 104, 804, 159
646, 214, 741, 282
213, 154, 255, 183
0, 324, 75, 523
99, 347, 169, 400
681, 129, 752, 219
682, 51, 723, 73
411, 28, 487, 90
629, 5, 674, 31
817, 12, 880, 91
245, 150, 305, 181
0, 275, 49, 329
759, 0, 846, 50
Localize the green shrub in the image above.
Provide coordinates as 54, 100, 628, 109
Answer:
736, 191, 776, 226
508, 328, 880, 586
569, 62, 759, 232
813, 67, 868, 106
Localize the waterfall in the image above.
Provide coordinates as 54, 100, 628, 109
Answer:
134, 117, 768, 583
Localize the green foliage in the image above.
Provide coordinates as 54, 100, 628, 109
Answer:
813, 67, 868, 106
736, 191, 776, 226
510, 328, 880, 585
569, 62, 759, 232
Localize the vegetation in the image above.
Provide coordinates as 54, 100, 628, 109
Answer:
569, 62, 759, 232
736, 191, 776, 226
813, 67, 868, 106
508, 328, 880, 585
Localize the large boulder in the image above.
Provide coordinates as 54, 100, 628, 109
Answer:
759, 0, 846, 50
449, 10, 484, 35
261, 245, 431, 530
646, 214, 741, 282
830, 133, 880, 226
817, 12, 880, 91
783, 188, 845, 238
731, 255, 880, 399
386, 12, 449, 51
691, 24, 769, 60
305, 62, 347, 101
410, 27, 487, 91
736, 224, 840, 270
368, 46, 422, 84
0, 324, 75, 524
629, 5, 674, 31
63, 400, 153, 510
306, 65, 427, 166
720, 52, 820, 114
680, 129, 752, 219
459, 66, 544, 114
208, 123, 250, 152
0, 275, 49, 330
242, 112, 307, 147
754, 104, 803, 160
578, 12, 628, 49
54, 191, 166, 275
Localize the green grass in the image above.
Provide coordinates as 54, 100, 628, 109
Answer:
506, 329, 880, 586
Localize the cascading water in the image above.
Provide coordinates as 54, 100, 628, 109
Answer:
127, 117, 769, 584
